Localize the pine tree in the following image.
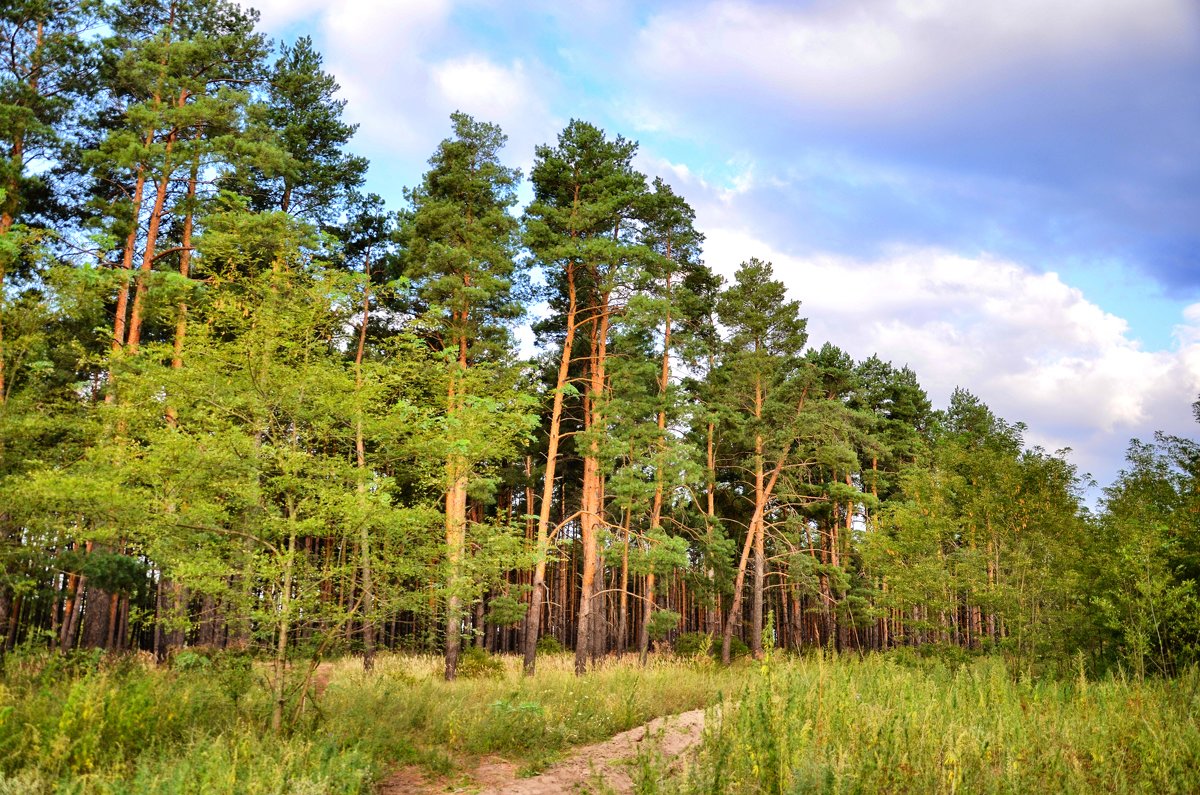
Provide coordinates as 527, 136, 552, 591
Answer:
713, 258, 808, 662
403, 112, 530, 680
522, 119, 646, 674
224, 34, 367, 225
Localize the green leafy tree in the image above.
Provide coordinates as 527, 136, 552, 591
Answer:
713, 258, 808, 662
1094, 433, 1200, 677
223, 34, 367, 225
402, 112, 532, 680
522, 119, 646, 674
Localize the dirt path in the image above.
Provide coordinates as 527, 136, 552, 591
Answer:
381, 707, 708, 794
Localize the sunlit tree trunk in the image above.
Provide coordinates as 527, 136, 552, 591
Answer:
524, 257, 579, 674
576, 289, 611, 675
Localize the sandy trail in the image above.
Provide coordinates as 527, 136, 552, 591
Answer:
381, 707, 708, 794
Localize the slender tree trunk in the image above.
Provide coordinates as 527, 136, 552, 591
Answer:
443, 295, 473, 680
62, 577, 85, 653
750, 432, 765, 657
722, 452, 788, 664
443, 468, 467, 679
126, 116, 182, 353
640, 274, 673, 664
167, 140, 200, 384
749, 367, 766, 658
272, 511, 298, 733
354, 255, 375, 671
110, 153, 149, 359
617, 507, 630, 655
523, 260, 579, 674
639, 568, 656, 665
705, 390, 720, 637
575, 290, 610, 675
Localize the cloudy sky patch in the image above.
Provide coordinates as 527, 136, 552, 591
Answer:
240, 0, 1200, 494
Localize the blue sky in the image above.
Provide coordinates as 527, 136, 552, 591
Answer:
245, 0, 1200, 496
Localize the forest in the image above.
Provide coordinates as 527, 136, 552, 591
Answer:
2, 1, 1199, 793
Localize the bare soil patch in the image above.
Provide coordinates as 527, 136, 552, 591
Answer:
381, 707, 707, 794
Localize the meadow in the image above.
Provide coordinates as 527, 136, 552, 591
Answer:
1, 647, 1197, 794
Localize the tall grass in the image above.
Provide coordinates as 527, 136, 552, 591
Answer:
6, 647, 1196, 794
0, 648, 742, 793
678, 652, 1200, 794
320, 651, 742, 773
0, 650, 377, 794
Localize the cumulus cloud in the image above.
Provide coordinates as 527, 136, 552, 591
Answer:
428, 56, 559, 169
236, 0, 1200, 493
700, 226, 1200, 486
626, 1, 1200, 291
636, 0, 1198, 114
240, 0, 563, 190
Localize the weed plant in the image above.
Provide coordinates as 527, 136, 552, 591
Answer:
7, 646, 1195, 794
677, 652, 1200, 794
0, 648, 742, 792
0, 649, 377, 794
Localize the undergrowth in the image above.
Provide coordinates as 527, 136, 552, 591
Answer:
0, 648, 742, 793
4, 647, 1197, 794
674, 652, 1200, 794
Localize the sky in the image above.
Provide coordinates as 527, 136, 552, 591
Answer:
242, 0, 1200, 499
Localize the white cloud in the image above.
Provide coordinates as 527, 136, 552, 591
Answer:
241, 0, 330, 29
243, 0, 560, 182
428, 55, 560, 177
700, 227, 1200, 485
636, 0, 1198, 113
435, 57, 526, 113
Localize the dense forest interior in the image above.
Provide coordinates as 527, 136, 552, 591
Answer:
3, 0, 1200, 693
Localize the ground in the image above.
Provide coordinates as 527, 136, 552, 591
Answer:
382, 707, 708, 794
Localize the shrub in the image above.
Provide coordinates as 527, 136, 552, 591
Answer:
536, 635, 564, 654
456, 646, 503, 679
674, 632, 750, 660
647, 609, 680, 641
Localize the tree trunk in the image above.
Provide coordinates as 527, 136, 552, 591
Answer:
640, 274, 673, 664
126, 156, 176, 350
705, 402, 720, 637
617, 507, 630, 655
722, 450, 789, 664
749, 368, 766, 657
354, 254, 375, 671
271, 516, 298, 733
575, 290, 610, 675
110, 153, 149, 359
523, 260, 578, 674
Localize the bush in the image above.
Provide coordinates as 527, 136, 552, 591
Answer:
456, 646, 504, 679
674, 632, 750, 660
536, 635, 564, 654
647, 610, 681, 641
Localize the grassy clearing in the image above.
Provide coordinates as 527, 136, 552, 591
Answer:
3, 647, 1198, 793
0, 649, 743, 793
665, 652, 1200, 795
319, 650, 743, 777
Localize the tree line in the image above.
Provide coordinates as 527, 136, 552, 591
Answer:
2, 0, 1198, 693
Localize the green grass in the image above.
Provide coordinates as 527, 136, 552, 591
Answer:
0, 648, 743, 793
673, 652, 1200, 794
3, 647, 1198, 794
319, 650, 743, 776
0, 650, 378, 794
